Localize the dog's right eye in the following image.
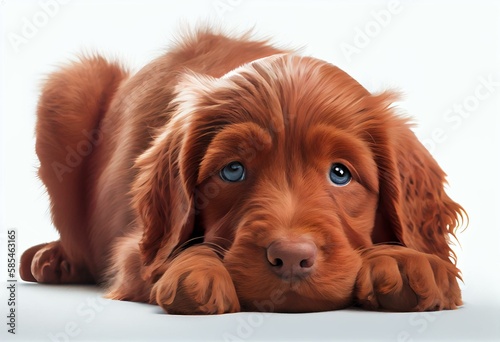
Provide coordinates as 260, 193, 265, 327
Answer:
220, 162, 246, 182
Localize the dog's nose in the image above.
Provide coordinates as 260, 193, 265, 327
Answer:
266, 239, 317, 281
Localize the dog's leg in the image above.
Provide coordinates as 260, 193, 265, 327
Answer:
20, 56, 127, 283
104, 231, 153, 303
151, 245, 240, 314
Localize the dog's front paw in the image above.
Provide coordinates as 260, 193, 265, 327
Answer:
151, 245, 240, 314
355, 246, 462, 311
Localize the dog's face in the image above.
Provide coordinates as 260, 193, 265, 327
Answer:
136, 55, 401, 312
199, 123, 379, 311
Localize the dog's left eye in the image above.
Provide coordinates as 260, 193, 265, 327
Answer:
220, 162, 246, 182
329, 163, 351, 186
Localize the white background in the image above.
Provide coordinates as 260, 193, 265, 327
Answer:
1, 0, 499, 341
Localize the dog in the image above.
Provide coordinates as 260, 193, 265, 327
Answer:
20, 28, 466, 314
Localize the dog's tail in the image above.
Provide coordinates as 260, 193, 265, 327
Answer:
35, 55, 127, 253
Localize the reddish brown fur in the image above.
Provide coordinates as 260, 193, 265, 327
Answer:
20, 28, 465, 314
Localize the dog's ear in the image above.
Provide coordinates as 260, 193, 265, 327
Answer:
133, 73, 227, 281
132, 122, 195, 279
368, 93, 466, 262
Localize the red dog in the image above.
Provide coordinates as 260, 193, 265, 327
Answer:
20, 28, 465, 314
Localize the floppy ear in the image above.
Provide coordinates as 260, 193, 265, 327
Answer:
132, 124, 196, 280
368, 93, 466, 263
132, 73, 228, 281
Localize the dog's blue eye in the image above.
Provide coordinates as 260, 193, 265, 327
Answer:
220, 162, 246, 182
329, 163, 351, 186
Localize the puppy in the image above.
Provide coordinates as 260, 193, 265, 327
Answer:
20, 28, 465, 314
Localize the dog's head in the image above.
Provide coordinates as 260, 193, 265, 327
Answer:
134, 55, 406, 312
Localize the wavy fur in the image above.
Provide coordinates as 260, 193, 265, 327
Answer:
20, 28, 465, 314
